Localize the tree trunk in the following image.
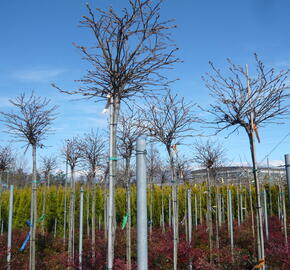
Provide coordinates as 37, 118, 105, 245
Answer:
237, 187, 240, 226
47, 173, 50, 188
263, 190, 269, 240
149, 178, 153, 236
247, 131, 265, 263
215, 186, 220, 262
168, 148, 178, 270
281, 188, 288, 247
41, 175, 47, 235
7, 185, 14, 270
68, 166, 76, 268
184, 190, 188, 242
79, 187, 84, 270
188, 189, 192, 270
267, 158, 273, 217
240, 186, 244, 224
218, 190, 222, 226
86, 181, 90, 239
92, 176, 96, 263
169, 194, 172, 227
248, 176, 255, 240
29, 144, 37, 270
206, 169, 213, 263
244, 192, 248, 219
227, 185, 230, 238
104, 185, 107, 239
0, 172, 3, 230
63, 160, 68, 247
126, 182, 131, 270
194, 193, 198, 228
107, 97, 120, 270
221, 193, 225, 225
228, 189, 234, 261
199, 189, 203, 225
161, 183, 165, 233
124, 157, 131, 270
278, 184, 281, 221
187, 189, 192, 243
54, 218, 57, 238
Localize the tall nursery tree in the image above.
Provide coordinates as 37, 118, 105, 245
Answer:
117, 109, 144, 270
193, 139, 226, 263
202, 54, 290, 266
62, 138, 82, 267
79, 129, 105, 263
175, 154, 191, 183
157, 159, 169, 233
41, 155, 57, 188
146, 144, 161, 236
0, 92, 57, 270
141, 90, 199, 270
40, 155, 57, 234
52, 1, 178, 267
0, 145, 14, 228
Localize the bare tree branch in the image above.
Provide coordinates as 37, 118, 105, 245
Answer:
0, 145, 14, 172
201, 54, 290, 137
117, 108, 145, 160
0, 92, 58, 149
62, 137, 82, 171
52, 0, 179, 102
140, 90, 199, 153
192, 139, 226, 180
146, 143, 161, 182
40, 155, 57, 179
79, 129, 106, 179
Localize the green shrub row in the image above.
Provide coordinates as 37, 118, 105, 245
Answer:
0, 183, 286, 235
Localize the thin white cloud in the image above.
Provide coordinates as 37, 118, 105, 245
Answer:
13, 68, 66, 82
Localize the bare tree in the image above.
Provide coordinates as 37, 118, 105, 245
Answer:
157, 160, 170, 233
0, 145, 14, 173
174, 153, 192, 245
141, 90, 199, 270
0, 92, 57, 270
40, 155, 57, 234
62, 138, 82, 267
79, 129, 105, 262
175, 154, 191, 183
53, 1, 178, 266
62, 150, 69, 248
146, 144, 161, 235
0, 145, 14, 228
193, 140, 225, 179
117, 109, 144, 270
202, 54, 290, 265
41, 155, 57, 187
193, 139, 226, 262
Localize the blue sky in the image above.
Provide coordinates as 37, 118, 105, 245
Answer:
0, 0, 290, 171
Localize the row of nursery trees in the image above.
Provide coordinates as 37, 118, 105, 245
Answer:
0, 178, 289, 269
0, 0, 290, 269
0, 181, 287, 234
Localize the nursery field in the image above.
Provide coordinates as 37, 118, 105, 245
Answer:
0, 183, 289, 269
